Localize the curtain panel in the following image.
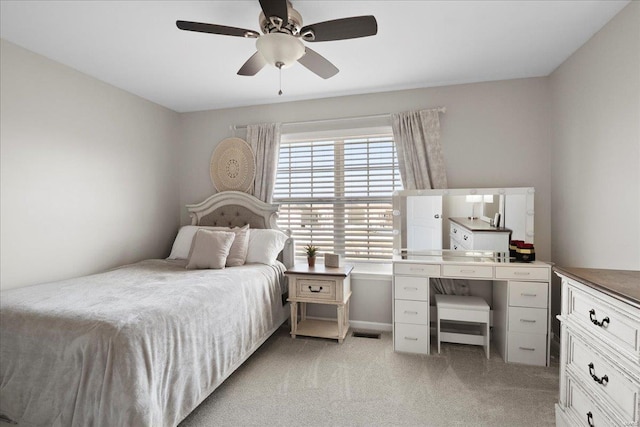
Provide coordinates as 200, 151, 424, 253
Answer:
246, 123, 281, 203
391, 109, 448, 190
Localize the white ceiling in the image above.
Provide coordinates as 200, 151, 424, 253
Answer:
0, 1, 629, 113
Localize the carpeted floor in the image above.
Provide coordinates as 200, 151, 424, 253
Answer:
179, 327, 559, 426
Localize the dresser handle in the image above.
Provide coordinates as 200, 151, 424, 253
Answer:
308, 286, 323, 293
588, 363, 609, 385
519, 347, 535, 351
521, 293, 537, 297
404, 337, 418, 341
520, 319, 536, 323
460, 269, 475, 273
514, 272, 530, 276
404, 311, 418, 315
404, 287, 418, 291
589, 309, 610, 327
463, 235, 469, 240
410, 267, 424, 272
586, 411, 594, 427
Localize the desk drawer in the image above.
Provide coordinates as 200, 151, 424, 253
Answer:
394, 323, 429, 354
507, 332, 547, 366
509, 281, 548, 308
566, 282, 640, 358
567, 331, 639, 424
395, 300, 428, 325
394, 276, 429, 301
495, 266, 548, 281
508, 307, 547, 334
442, 264, 493, 279
296, 278, 337, 301
394, 263, 440, 276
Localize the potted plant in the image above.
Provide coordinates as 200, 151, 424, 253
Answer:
304, 244, 318, 267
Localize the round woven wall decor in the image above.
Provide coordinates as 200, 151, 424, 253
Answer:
210, 137, 256, 192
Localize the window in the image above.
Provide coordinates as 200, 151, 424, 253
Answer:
274, 128, 403, 261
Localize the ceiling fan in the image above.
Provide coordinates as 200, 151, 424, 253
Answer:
176, 0, 378, 87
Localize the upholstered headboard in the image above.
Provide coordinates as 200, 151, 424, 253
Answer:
185, 191, 294, 268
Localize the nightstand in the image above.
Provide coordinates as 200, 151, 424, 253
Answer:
285, 264, 353, 343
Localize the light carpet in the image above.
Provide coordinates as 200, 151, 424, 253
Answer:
179, 327, 559, 426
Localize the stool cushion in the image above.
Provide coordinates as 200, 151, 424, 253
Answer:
435, 294, 489, 311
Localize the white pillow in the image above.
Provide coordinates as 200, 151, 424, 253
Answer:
245, 229, 288, 265
186, 229, 235, 270
225, 224, 250, 267
168, 226, 200, 259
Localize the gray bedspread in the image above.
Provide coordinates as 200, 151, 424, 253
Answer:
0, 259, 286, 427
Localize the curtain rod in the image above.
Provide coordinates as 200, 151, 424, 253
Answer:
230, 107, 446, 132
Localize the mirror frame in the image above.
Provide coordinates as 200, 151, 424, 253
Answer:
392, 187, 535, 253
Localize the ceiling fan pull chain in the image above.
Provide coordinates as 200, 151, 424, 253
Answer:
277, 61, 283, 96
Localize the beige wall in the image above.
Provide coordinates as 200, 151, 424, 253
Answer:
179, 77, 553, 261
550, 1, 639, 270
0, 40, 181, 290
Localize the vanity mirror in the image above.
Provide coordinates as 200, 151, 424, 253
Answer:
392, 187, 534, 254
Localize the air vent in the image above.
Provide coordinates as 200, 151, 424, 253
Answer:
352, 331, 381, 339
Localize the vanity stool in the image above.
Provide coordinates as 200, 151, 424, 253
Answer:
435, 294, 490, 359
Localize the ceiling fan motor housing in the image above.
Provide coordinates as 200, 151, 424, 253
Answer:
259, 3, 303, 36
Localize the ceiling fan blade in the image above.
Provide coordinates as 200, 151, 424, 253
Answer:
297, 47, 339, 79
300, 16, 378, 42
259, 0, 288, 24
237, 52, 267, 76
176, 20, 259, 38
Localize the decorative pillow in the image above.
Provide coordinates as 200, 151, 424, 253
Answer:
168, 225, 200, 259
186, 230, 236, 270
245, 229, 288, 266
226, 224, 250, 267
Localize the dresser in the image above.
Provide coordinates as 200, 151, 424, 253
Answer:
448, 217, 511, 253
555, 267, 640, 427
392, 251, 552, 366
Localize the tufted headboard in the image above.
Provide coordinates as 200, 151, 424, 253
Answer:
185, 191, 294, 268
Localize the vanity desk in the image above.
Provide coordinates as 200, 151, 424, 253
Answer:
392, 250, 552, 366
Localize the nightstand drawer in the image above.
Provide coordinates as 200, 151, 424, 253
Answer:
395, 300, 428, 324
565, 376, 620, 427
509, 281, 548, 308
394, 323, 429, 354
394, 263, 440, 276
508, 307, 547, 334
442, 264, 493, 279
507, 332, 547, 366
495, 266, 548, 281
296, 278, 337, 301
394, 276, 429, 301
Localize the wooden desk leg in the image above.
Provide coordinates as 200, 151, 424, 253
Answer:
290, 301, 297, 339
337, 304, 345, 343
300, 302, 307, 321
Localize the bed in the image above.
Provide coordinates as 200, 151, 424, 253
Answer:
0, 191, 294, 427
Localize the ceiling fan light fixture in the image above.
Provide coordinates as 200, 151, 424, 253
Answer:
256, 33, 305, 69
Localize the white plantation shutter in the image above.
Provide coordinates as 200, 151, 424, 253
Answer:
274, 130, 403, 260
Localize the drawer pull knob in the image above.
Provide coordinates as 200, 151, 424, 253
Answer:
404, 337, 418, 341
404, 311, 418, 315
410, 268, 424, 272
521, 293, 537, 297
514, 272, 530, 276
404, 287, 418, 291
586, 411, 594, 427
520, 319, 536, 323
519, 346, 535, 351
588, 363, 609, 385
460, 269, 475, 273
589, 309, 610, 327
308, 286, 323, 293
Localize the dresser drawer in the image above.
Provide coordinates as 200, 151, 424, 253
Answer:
509, 281, 548, 308
394, 263, 440, 277
564, 376, 620, 427
395, 300, 429, 325
567, 331, 639, 424
295, 278, 337, 301
394, 323, 429, 354
495, 266, 549, 281
442, 264, 493, 279
566, 282, 640, 358
507, 332, 547, 366
394, 276, 429, 301
508, 307, 547, 334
